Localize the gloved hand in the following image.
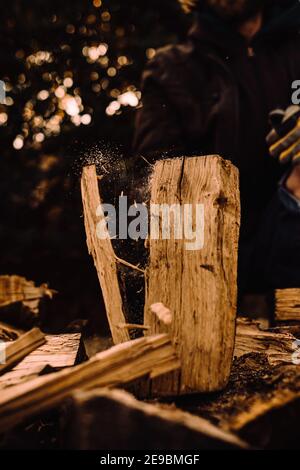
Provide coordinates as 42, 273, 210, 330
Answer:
267, 105, 300, 165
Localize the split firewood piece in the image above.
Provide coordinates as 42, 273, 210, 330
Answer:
0, 333, 81, 389
81, 165, 130, 344
145, 156, 240, 394
0, 321, 21, 342
235, 318, 297, 366
0, 275, 55, 328
151, 303, 172, 326
0, 334, 180, 433
275, 288, 300, 322
117, 323, 150, 331
0, 328, 45, 376
0, 275, 55, 308
63, 388, 249, 450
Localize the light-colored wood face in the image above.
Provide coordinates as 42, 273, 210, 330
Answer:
275, 289, 300, 322
145, 155, 240, 394
0, 334, 179, 433
81, 165, 130, 344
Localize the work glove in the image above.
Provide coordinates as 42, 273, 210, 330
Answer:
267, 105, 300, 165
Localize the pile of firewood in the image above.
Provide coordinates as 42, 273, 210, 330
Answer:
1, 156, 300, 450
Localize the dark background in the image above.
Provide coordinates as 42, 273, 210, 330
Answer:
0, 0, 190, 331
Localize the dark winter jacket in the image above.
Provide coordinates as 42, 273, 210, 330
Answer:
133, 0, 300, 242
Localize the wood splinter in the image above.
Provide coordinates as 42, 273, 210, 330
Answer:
151, 303, 173, 326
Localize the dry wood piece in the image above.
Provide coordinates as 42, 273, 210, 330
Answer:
151, 303, 172, 326
63, 388, 248, 450
0, 333, 81, 389
0, 321, 21, 342
275, 288, 300, 322
81, 165, 129, 344
21, 333, 81, 369
0, 334, 180, 433
235, 318, 296, 366
0, 364, 51, 390
0, 328, 45, 376
145, 156, 240, 394
0, 275, 54, 309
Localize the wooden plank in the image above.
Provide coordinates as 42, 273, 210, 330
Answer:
63, 388, 249, 450
16, 333, 81, 368
0, 364, 50, 390
0, 333, 81, 389
0, 328, 45, 376
0, 334, 180, 433
275, 288, 300, 322
81, 165, 130, 344
235, 318, 296, 366
145, 156, 240, 394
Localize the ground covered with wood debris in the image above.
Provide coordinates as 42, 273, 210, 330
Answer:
2, 157, 300, 451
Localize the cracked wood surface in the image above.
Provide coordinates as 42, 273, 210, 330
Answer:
144, 156, 240, 394
81, 165, 129, 344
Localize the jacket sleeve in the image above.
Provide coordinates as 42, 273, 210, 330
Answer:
132, 56, 185, 161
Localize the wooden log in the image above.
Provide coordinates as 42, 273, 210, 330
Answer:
0, 333, 81, 389
275, 288, 300, 322
144, 156, 240, 394
81, 165, 130, 344
0, 275, 54, 309
0, 328, 45, 376
0, 334, 180, 433
62, 388, 249, 450
0, 275, 55, 328
235, 318, 296, 366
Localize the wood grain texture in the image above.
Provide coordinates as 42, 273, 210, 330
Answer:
0, 334, 179, 433
0, 328, 45, 376
235, 318, 296, 366
0, 333, 81, 389
145, 156, 240, 393
81, 165, 129, 344
275, 288, 300, 322
0, 275, 54, 308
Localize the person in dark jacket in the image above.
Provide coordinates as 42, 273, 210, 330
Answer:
132, 0, 300, 298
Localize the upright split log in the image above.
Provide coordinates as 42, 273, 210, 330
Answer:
145, 156, 240, 393
81, 165, 129, 344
